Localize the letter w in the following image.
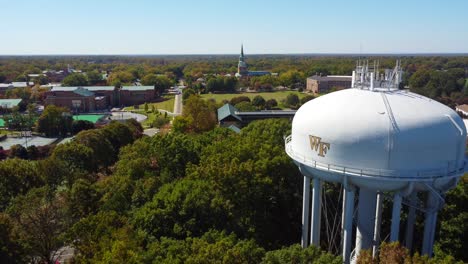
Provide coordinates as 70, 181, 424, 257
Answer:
309, 135, 322, 152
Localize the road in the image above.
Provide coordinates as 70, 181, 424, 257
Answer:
173, 92, 183, 116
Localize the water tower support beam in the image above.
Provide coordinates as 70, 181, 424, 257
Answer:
342, 186, 355, 263
422, 192, 439, 257
301, 175, 311, 248
404, 192, 417, 251
390, 193, 403, 241
372, 193, 383, 259
355, 188, 377, 256
310, 178, 322, 246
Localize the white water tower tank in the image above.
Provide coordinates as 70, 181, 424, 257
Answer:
285, 61, 467, 263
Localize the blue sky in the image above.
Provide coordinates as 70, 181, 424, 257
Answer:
0, 0, 467, 54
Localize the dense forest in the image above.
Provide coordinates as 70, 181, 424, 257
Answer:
0, 117, 466, 263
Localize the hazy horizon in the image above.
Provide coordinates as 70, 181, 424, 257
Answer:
1, 52, 468, 57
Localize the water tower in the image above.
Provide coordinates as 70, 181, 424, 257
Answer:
285, 61, 466, 263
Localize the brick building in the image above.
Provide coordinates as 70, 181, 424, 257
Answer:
44, 86, 157, 112
45, 87, 104, 112
306, 75, 352, 94
119, 86, 156, 106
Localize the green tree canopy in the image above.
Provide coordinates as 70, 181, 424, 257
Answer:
37, 105, 73, 137
252, 95, 266, 109
283, 93, 300, 109
6, 187, 69, 264
141, 74, 172, 95
0, 158, 42, 210
86, 70, 104, 85
62, 73, 88, 86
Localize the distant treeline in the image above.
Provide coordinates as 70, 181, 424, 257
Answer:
1, 55, 467, 105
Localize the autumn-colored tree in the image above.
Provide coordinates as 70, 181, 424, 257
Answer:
182, 95, 217, 133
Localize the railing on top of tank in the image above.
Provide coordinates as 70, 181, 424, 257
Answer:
284, 135, 464, 180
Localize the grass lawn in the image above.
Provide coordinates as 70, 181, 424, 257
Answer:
200, 91, 310, 108
141, 112, 164, 127
73, 114, 106, 124
124, 96, 175, 113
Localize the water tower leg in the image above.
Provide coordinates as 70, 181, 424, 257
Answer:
404, 192, 417, 251
310, 178, 322, 246
355, 188, 377, 256
390, 193, 402, 241
372, 193, 383, 259
301, 176, 311, 248
342, 187, 355, 264
422, 192, 438, 257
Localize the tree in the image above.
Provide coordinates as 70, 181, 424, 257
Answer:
143, 231, 265, 264
9, 144, 28, 159
265, 99, 278, 110
3, 109, 34, 130
101, 121, 136, 151
37, 105, 73, 137
183, 88, 197, 101
133, 179, 228, 239
86, 70, 103, 85
235, 101, 256, 111
62, 73, 88, 86
0, 213, 25, 263
67, 179, 100, 220
279, 70, 303, 88
124, 118, 144, 139
230, 96, 251, 105
74, 129, 115, 168
7, 187, 69, 264
252, 95, 266, 109
206, 76, 237, 93
284, 93, 300, 109
65, 211, 129, 262
262, 244, 341, 264
0, 159, 42, 210
107, 71, 134, 87
51, 142, 97, 173
72, 120, 95, 134
300, 95, 315, 105
26, 145, 39, 160
356, 242, 463, 264
152, 116, 169, 128
188, 119, 302, 248
436, 175, 468, 261
142, 74, 172, 96
172, 116, 190, 133
33, 75, 50, 85
182, 95, 217, 133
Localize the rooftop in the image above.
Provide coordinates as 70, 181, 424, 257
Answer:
0, 99, 22, 108
307, 75, 352, 82
51, 86, 115, 92
121, 86, 155, 91
73, 87, 94, 97
217, 103, 242, 122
